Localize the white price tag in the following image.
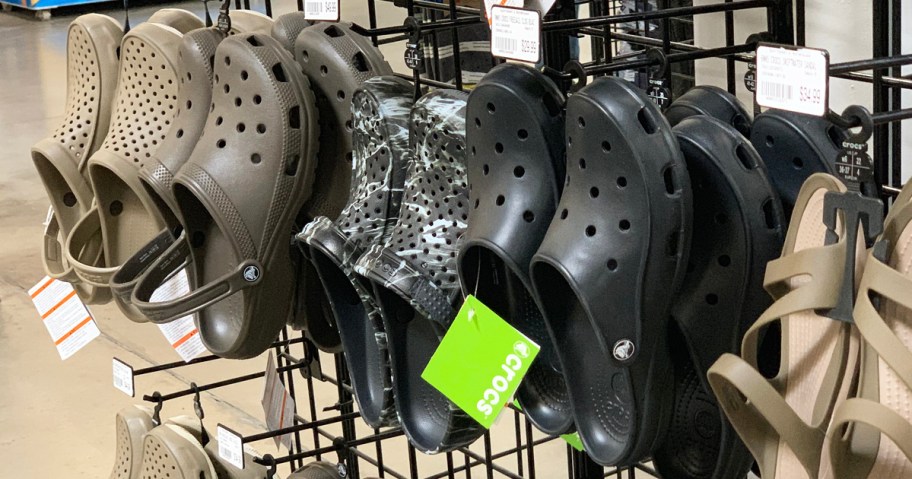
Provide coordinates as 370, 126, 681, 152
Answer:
150, 270, 207, 362
261, 352, 296, 450
112, 358, 135, 397
755, 45, 829, 116
490, 6, 541, 64
303, 0, 338, 21
29, 276, 100, 360
217, 424, 245, 469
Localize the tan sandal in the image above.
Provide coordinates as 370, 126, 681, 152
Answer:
708, 173, 860, 479
828, 192, 912, 478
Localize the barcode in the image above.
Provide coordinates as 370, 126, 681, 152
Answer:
305, 1, 322, 14
759, 81, 793, 101
494, 36, 517, 53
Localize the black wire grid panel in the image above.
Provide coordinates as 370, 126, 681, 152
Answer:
123, 0, 912, 478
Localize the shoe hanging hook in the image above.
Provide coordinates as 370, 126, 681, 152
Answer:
151, 391, 164, 426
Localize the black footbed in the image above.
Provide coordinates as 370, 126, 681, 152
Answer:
529, 76, 692, 466
652, 115, 785, 479
458, 63, 573, 435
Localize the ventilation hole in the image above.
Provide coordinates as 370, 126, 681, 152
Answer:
706, 294, 719, 305
337, 90, 346, 101
324, 24, 344, 37
590, 187, 599, 198
246, 36, 261, 47
350, 51, 370, 72
607, 259, 618, 271
272, 63, 288, 82
560, 209, 568, 219
602, 141, 611, 152
619, 219, 630, 231
224, 84, 230, 93
253, 95, 262, 105
483, 164, 489, 175
186, 100, 192, 109
62, 192, 77, 207
288, 106, 301, 129
240, 70, 248, 80
496, 195, 505, 206
487, 102, 496, 114
578, 117, 586, 128
300, 50, 309, 62
257, 124, 267, 134
475, 118, 481, 128
578, 158, 586, 170
585, 225, 596, 237
216, 139, 226, 148
251, 153, 261, 164
320, 65, 328, 75
215, 116, 223, 126
109, 201, 123, 216
285, 154, 300, 176
762, 198, 778, 229
718, 255, 731, 267
735, 143, 757, 169
236, 123, 245, 133
514, 166, 525, 178
523, 211, 535, 222
176, 129, 184, 138
637, 108, 657, 134
474, 199, 479, 208
518, 129, 528, 140
666, 231, 680, 256
792, 157, 804, 169
663, 167, 677, 195
765, 135, 775, 147
224, 55, 230, 66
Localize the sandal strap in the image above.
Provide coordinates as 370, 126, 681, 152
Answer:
65, 206, 118, 287
741, 243, 845, 366
854, 250, 912, 391
708, 354, 824, 478
830, 398, 912, 471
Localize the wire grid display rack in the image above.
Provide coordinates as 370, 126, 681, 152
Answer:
127, 0, 912, 476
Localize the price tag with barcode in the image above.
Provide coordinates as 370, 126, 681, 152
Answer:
303, 0, 338, 21
755, 44, 829, 116
113, 358, 134, 397
217, 425, 245, 469
490, 6, 541, 64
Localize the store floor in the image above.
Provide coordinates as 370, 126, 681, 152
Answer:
0, 2, 617, 477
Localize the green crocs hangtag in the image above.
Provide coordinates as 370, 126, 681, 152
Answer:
422, 295, 540, 428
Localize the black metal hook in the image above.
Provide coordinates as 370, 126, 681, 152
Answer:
645, 48, 669, 80
191, 382, 205, 420
151, 391, 163, 426
202, 0, 213, 27
825, 105, 874, 143
261, 454, 277, 479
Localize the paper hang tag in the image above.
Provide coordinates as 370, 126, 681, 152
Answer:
744, 62, 757, 93
422, 295, 540, 429
261, 352, 296, 450
404, 42, 423, 71
755, 44, 829, 116
490, 6, 541, 64
113, 357, 135, 397
29, 276, 101, 360
149, 270, 207, 362
835, 141, 873, 188
217, 425, 245, 469
647, 79, 671, 110
304, 0, 339, 21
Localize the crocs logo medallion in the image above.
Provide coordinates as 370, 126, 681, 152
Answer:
243, 265, 260, 282
613, 339, 635, 361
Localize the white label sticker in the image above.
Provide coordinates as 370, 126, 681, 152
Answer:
261, 352, 296, 450
29, 276, 100, 360
150, 270, 207, 362
112, 358, 135, 397
484, 0, 522, 25
755, 45, 828, 116
490, 6, 541, 64
217, 424, 245, 470
303, 0, 338, 21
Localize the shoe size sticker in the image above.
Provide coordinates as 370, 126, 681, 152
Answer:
422, 295, 540, 428
112, 357, 135, 397
490, 6, 541, 64
304, 0, 338, 21
217, 424, 245, 469
261, 351, 296, 450
755, 44, 829, 116
149, 270, 207, 362
29, 276, 100, 360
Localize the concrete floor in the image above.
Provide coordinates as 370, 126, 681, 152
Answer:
0, 2, 594, 477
